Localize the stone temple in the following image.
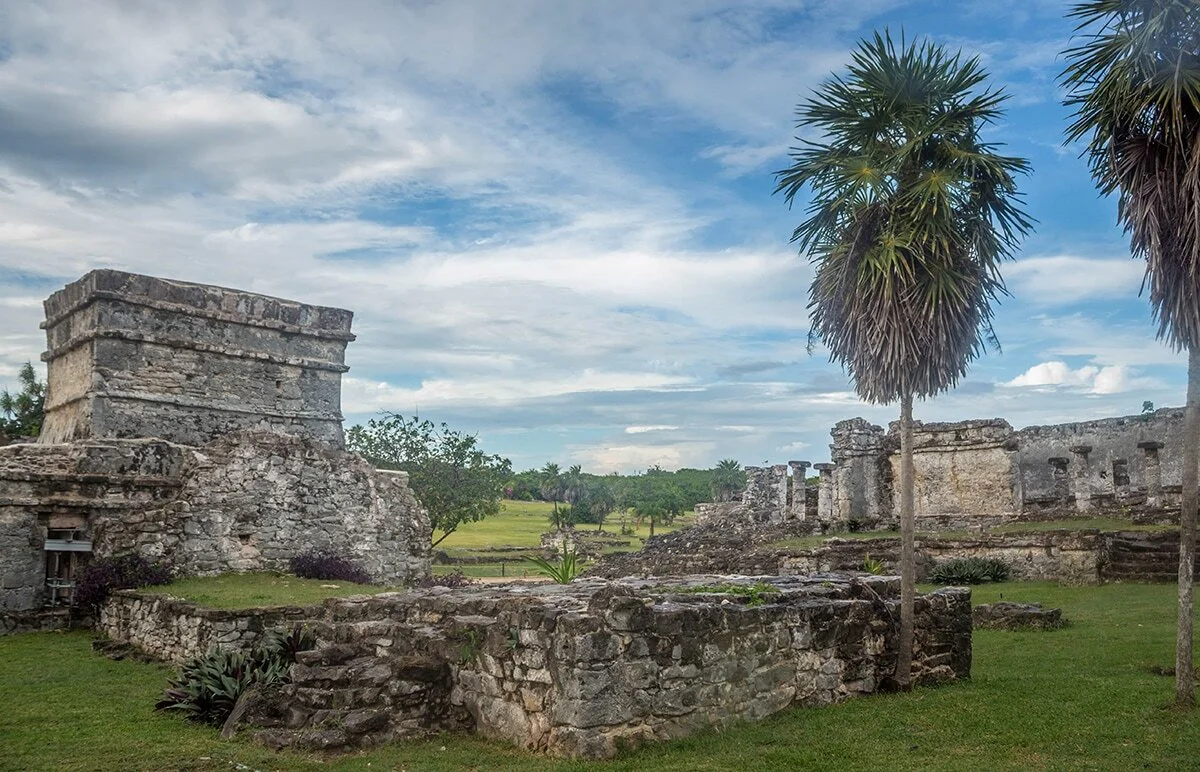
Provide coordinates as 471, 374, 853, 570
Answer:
0, 270, 430, 611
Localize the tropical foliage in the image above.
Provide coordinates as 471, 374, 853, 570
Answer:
347, 414, 512, 547
1061, 0, 1200, 707
525, 545, 582, 583
0, 362, 45, 440
775, 30, 1031, 689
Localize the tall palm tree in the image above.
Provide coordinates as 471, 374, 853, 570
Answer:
711, 458, 745, 502
775, 31, 1031, 689
540, 462, 565, 515
1062, 0, 1200, 707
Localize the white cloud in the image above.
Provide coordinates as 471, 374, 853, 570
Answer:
1005, 255, 1145, 305
1003, 361, 1158, 395
624, 425, 679, 434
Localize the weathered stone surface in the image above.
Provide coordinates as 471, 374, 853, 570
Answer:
590, 524, 1192, 587
40, 269, 353, 447
120, 575, 971, 760
973, 602, 1065, 631
0, 271, 431, 611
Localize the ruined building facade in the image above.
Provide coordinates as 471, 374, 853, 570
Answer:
700, 408, 1184, 533
1, 270, 430, 611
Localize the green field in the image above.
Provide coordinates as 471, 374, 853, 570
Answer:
433, 500, 695, 576
4, 582, 1200, 770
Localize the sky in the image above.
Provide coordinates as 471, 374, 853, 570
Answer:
0, 0, 1185, 474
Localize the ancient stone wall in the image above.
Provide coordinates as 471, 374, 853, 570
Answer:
0, 270, 432, 612
0, 430, 429, 609
100, 591, 314, 661
1015, 409, 1184, 508
39, 270, 353, 448
102, 577, 971, 759
818, 408, 1185, 528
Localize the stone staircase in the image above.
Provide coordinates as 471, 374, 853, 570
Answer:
1101, 532, 1192, 583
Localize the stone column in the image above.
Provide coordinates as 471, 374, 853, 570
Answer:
789, 461, 811, 521
1048, 457, 1070, 505
1069, 445, 1093, 512
1138, 441, 1164, 507
769, 464, 789, 523
814, 463, 836, 525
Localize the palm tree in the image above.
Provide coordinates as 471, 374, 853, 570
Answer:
0, 362, 45, 440
775, 31, 1032, 689
710, 458, 745, 502
540, 462, 565, 516
564, 464, 587, 507
1061, 0, 1200, 707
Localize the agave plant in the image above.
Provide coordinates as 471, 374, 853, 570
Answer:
526, 545, 582, 583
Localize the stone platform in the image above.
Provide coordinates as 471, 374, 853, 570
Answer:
103, 575, 972, 759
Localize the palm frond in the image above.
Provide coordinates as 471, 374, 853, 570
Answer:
775, 29, 1032, 403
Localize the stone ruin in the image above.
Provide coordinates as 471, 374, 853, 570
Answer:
0, 270, 430, 613
1, 269, 978, 759
695, 408, 1186, 535
101, 575, 971, 759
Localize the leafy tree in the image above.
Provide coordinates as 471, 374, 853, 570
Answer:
346, 414, 512, 547
0, 362, 45, 440
1062, 0, 1200, 707
710, 458, 745, 502
775, 31, 1031, 688
625, 473, 685, 537
571, 477, 619, 531
506, 469, 542, 501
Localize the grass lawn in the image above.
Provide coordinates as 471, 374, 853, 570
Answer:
4, 582, 1200, 770
437, 500, 695, 551
137, 573, 394, 609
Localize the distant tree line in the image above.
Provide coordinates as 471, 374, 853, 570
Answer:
348, 413, 748, 542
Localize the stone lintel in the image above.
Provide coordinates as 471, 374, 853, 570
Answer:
1137, 441, 1165, 450
813, 463, 836, 472
1069, 445, 1093, 455
1047, 457, 1069, 467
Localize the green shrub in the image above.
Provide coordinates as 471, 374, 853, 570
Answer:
155, 624, 314, 726
862, 554, 885, 575
526, 545, 582, 583
929, 557, 1010, 585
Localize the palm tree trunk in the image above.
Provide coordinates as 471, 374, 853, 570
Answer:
896, 390, 916, 691
1176, 346, 1200, 707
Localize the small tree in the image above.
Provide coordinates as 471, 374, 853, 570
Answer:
347, 414, 512, 547
626, 473, 685, 537
1, 362, 45, 440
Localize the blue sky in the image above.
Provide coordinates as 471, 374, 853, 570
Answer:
0, 0, 1184, 473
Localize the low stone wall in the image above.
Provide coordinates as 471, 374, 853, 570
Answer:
592, 524, 1183, 586
0, 430, 431, 610
0, 607, 74, 635
104, 576, 971, 759
100, 591, 315, 662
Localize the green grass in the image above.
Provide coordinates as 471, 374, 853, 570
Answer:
138, 573, 393, 610
436, 500, 694, 551
5, 582, 1200, 770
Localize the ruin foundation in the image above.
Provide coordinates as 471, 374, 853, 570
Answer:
101, 575, 971, 759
